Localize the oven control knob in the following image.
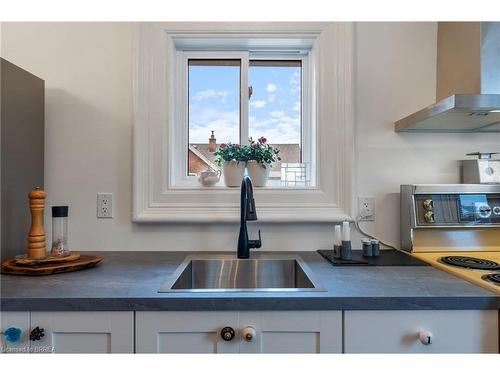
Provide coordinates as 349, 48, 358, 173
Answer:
424, 211, 435, 223
220, 327, 235, 341
476, 204, 492, 218
419, 331, 434, 345
493, 206, 500, 216
423, 199, 434, 211
242, 326, 256, 342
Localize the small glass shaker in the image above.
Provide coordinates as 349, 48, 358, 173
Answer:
362, 238, 373, 257
51, 206, 70, 257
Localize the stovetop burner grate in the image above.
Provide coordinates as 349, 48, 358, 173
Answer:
439, 256, 500, 271
482, 273, 500, 285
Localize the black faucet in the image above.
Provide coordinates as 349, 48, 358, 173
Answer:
237, 176, 262, 258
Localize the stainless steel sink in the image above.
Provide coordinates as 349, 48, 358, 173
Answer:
159, 254, 325, 292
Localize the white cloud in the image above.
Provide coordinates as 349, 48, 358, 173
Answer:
270, 110, 285, 118
250, 110, 300, 144
266, 83, 277, 93
189, 109, 239, 143
293, 101, 300, 112
267, 94, 276, 103
289, 71, 300, 95
250, 100, 266, 108
194, 89, 229, 101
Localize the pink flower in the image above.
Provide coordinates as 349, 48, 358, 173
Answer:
258, 136, 267, 144
251, 143, 258, 148
219, 143, 227, 149
234, 144, 240, 148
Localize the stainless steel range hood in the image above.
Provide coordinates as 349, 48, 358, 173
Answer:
395, 22, 500, 132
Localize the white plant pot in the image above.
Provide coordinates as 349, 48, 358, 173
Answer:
222, 160, 246, 187
246, 160, 271, 187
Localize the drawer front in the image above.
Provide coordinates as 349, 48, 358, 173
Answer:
344, 310, 498, 353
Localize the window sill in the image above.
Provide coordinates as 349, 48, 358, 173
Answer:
134, 205, 352, 223
171, 180, 316, 190
134, 184, 351, 223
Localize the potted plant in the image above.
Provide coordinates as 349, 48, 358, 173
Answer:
214, 143, 246, 187
246, 137, 281, 187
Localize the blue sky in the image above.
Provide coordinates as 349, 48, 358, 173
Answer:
188, 63, 301, 144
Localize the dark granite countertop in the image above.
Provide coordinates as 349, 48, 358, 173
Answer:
1, 251, 498, 311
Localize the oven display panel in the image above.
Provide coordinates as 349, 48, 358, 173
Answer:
458, 194, 500, 223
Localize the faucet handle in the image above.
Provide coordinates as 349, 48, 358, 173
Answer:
249, 230, 262, 249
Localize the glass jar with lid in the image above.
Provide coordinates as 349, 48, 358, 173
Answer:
50, 206, 70, 257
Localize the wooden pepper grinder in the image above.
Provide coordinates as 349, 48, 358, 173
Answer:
27, 187, 47, 260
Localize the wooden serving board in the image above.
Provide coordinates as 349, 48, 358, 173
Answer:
1, 254, 103, 276
15, 252, 81, 266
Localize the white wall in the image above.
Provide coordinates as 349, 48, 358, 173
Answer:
2, 22, 499, 252
356, 22, 500, 247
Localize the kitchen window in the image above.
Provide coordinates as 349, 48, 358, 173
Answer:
134, 22, 354, 222
183, 52, 313, 187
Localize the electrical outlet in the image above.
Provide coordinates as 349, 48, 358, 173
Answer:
358, 197, 375, 221
97, 193, 113, 218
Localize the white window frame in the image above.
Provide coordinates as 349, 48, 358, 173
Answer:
133, 22, 355, 222
173, 51, 248, 186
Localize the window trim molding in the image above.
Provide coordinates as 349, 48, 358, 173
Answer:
133, 22, 355, 223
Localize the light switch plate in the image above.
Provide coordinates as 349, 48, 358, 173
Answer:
97, 193, 113, 218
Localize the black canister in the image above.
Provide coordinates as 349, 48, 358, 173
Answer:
371, 239, 380, 257
362, 239, 373, 257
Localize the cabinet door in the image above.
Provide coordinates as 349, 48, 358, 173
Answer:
1, 312, 31, 353
238, 311, 342, 353
344, 310, 499, 353
30, 312, 134, 353
136, 311, 239, 353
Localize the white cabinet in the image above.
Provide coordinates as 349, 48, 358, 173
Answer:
1, 312, 31, 353
30, 312, 134, 353
4, 309, 498, 353
238, 311, 342, 353
136, 311, 239, 353
344, 310, 499, 353
2, 311, 133, 354
136, 311, 342, 354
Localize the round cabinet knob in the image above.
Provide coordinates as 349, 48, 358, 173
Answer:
3, 327, 22, 343
424, 211, 435, 223
220, 327, 235, 342
484, 166, 495, 176
242, 326, 256, 342
419, 331, 434, 345
29, 326, 45, 341
423, 199, 434, 211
